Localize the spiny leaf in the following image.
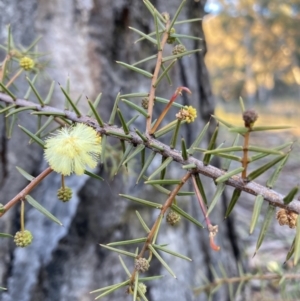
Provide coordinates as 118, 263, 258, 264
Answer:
136, 151, 156, 184
206, 183, 226, 217
99, 244, 137, 258
145, 179, 182, 185
122, 145, 145, 166
0, 104, 16, 114
169, 119, 181, 149
247, 154, 287, 182
84, 170, 104, 181
152, 244, 192, 261
6, 106, 36, 117
171, 204, 203, 228
215, 167, 244, 184
224, 189, 242, 219
203, 124, 219, 165
24, 73, 38, 99
18, 125, 45, 148
60, 86, 81, 117
117, 108, 129, 134
266, 151, 290, 188
25, 195, 62, 226
283, 186, 299, 205
108, 92, 121, 125
249, 195, 264, 234
148, 244, 176, 278
0, 82, 17, 99
87, 99, 104, 127
251, 125, 293, 131
135, 211, 150, 233
129, 26, 158, 45
148, 157, 173, 180
107, 237, 147, 246
122, 99, 149, 117
285, 237, 295, 263
255, 204, 276, 255
154, 59, 177, 87
0, 233, 13, 238
87, 92, 102, 116
26, 76, 45, 106
116, 61, 153, 78
16, 166, 35, 181
119, 194, 162, 209
188, 121, 210, 155
44, 81, 55, 104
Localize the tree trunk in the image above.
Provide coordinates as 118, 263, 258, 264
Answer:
0, 1, 242, 300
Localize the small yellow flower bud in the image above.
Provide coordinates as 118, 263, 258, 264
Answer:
19, 57, 35, 71
57, 186, 73, 202
166, 210, 181, 226
175, 105, 197, 123
172, 44, 186, 56
14, 230, 33, 247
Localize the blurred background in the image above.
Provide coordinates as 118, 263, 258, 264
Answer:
0, 0, 299, 300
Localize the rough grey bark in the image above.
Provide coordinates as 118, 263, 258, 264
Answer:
0, 1, 242, 301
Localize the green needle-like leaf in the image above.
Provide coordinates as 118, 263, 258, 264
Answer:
60, 86, 81, 117
129, 26, 158, 45
87, 92, 102, 116
16, 166, 35, 181
100, 135, 107, 165
44, 81, 55, 104
283, 186, 299, 205
135, 129, 147, 142
168, 0, 186, 30
285, 237, 295, 263
239, 97, 245, 113
182, 163, 197, 169
266, 151, 290, 188
0, 104, 16, 114
31, 111, 67, 117
26, 76, 45, 106
249, 195, 264, 234
148, 244, 176, 278
108, 92, 121, 125
106, 130, 131, 139
87, 99, 104, 127
145, 179, 182, 185
24, 73, 38, 99
118, 256, 131, 277
162, 49, 202, 63
25, 195, 62, 226
135, 211, 151, 233
107, 237, 147, 246
0, 233, 13, 238
136, 152, 156, 184
224, 189, 241, 219
18, 125, 45, 148
122, 99, 149, 118
5, 106, 36, 117
251, 125, 293, 131
247, 154, 287, 182
203, 124, 219, 165
211, 115, 234, 129
188, 121, 210, 155
255, 204, 275, 255
0, 82, 17, 100
133, 272, 139, 301
126, 114, 139, 127
148, 157, 173, 180
100, 244, 137, 258
171, 204, 203, 228
84, 170, 104, 181
181, 138, 188, 160
229, 127, 248, 134
122, 145, 145, 166
94, 280, 130, 300
116, 61, 153, 78
154, 59, 177, 87
222, 134, 240, 170
114, 144, 134, 175
90, 280, 129, 294
206, 183, 226, 217
155, 96, 183, 108
215, 167, 244, 184
169, 119, 181, 149
119, 194, 162, 209
293, 215, 300, 265
152, 244, 192, 261
117, 108, 129, 134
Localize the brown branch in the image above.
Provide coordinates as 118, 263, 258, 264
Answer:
146, 20, 170, 133
0, 92, 299, 215
130, 171, 192, 284
0, 167, 53, 217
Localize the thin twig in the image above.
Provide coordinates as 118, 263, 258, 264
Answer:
0, 92, 299, 214
0, 167, 53, 217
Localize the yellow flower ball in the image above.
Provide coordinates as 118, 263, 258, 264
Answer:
44, 123, 102, 176
19, 57, 35, 71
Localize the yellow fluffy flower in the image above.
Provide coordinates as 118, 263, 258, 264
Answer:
176, 105, 197, 123
44, 123, 102, 176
